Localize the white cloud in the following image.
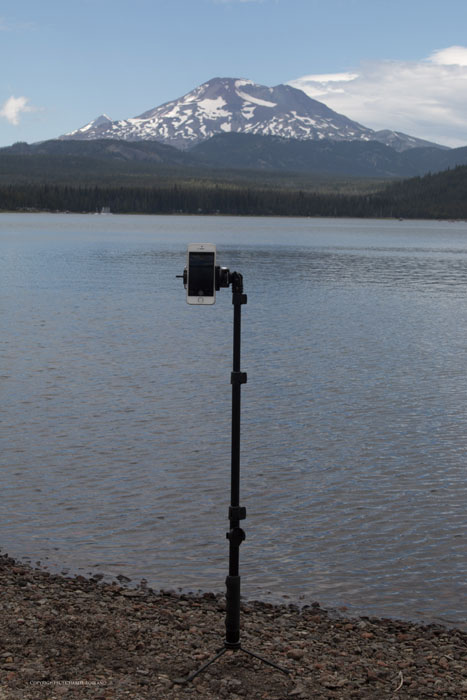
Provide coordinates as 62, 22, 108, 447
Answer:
429, 46, 467, 66
288, 47, 467, 148
0, 96, 35, 126
299, 72, 359, 84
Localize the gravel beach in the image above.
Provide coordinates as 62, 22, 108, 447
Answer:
0, 553, 466, 699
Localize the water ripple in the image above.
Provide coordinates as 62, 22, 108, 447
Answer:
1, 214, 466, 628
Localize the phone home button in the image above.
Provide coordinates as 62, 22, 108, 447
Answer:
198, 297, 204, 303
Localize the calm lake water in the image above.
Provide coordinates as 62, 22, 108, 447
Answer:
1, 213, 466, 628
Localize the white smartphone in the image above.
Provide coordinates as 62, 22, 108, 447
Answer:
186, 243, 216, 305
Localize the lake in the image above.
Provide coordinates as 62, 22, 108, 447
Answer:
1, 212, 466, 629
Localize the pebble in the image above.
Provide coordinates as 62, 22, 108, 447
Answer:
287, 649, 305, 660
0, 552, 465, 700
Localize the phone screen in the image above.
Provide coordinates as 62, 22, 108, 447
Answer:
188, 252, 215, 297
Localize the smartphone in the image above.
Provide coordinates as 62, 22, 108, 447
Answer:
187, 243, 216, 305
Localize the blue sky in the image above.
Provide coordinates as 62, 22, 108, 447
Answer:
2, 0, 467, 147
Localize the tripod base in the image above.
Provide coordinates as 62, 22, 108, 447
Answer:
173, 643, 290, 685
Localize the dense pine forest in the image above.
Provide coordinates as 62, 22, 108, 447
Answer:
0, 182, 379, 217
1, 164, 467, 219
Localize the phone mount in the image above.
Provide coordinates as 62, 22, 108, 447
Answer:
177, 265, 239, 293
174, 263, 289, 684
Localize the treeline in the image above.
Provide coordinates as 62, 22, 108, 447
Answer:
1, 167, 467, 219
373, 166, 467, 219
0, 183, 379, 217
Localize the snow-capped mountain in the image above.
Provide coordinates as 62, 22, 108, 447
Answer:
60, 77, 444, 152
65, 113, 114, 138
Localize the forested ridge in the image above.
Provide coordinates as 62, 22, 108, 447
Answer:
1, 165, 467, 219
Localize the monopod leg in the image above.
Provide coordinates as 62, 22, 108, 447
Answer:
173, 647, 228, 684
239, 646, 290, 675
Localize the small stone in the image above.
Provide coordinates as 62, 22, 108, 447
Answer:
307, 615, 322, 623
366, 669, 381, 682
322, 676, 341, 689
401, 634, 416, 643
287, 649, 305, 660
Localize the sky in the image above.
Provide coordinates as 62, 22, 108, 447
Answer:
2, 0, 467, 148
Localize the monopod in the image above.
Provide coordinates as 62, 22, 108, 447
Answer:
174, 250, 289, 683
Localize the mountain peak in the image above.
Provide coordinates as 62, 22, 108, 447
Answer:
64, 113, 114, 139
61, 76, 374, 148
59, 77, 445, 152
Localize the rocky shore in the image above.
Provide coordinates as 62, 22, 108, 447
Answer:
0, 553, 466, 699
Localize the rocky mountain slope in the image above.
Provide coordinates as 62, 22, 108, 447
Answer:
60, 77, 444, 152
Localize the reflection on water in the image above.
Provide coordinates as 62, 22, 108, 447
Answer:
1, 214, 466, 628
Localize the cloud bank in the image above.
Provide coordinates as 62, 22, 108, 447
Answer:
288, 47, 467, 148
0, 96, 35, 126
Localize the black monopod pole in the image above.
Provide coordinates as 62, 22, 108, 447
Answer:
225, 271, 247, 649
174, 268, 289, 684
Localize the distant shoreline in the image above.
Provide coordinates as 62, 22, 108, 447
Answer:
2, 209, 467, 224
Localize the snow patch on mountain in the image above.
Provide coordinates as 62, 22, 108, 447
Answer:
235, 86, 277, 108
198, 97, 230, 119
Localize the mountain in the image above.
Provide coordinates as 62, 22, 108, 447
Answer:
371, 130, 445, 153
4, 134, 467, 183
64, 114, 114, 140
5, 137, 194, 164
59, 77, 445, 152
190, 133, 407, 177
191, 133, 467, 177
